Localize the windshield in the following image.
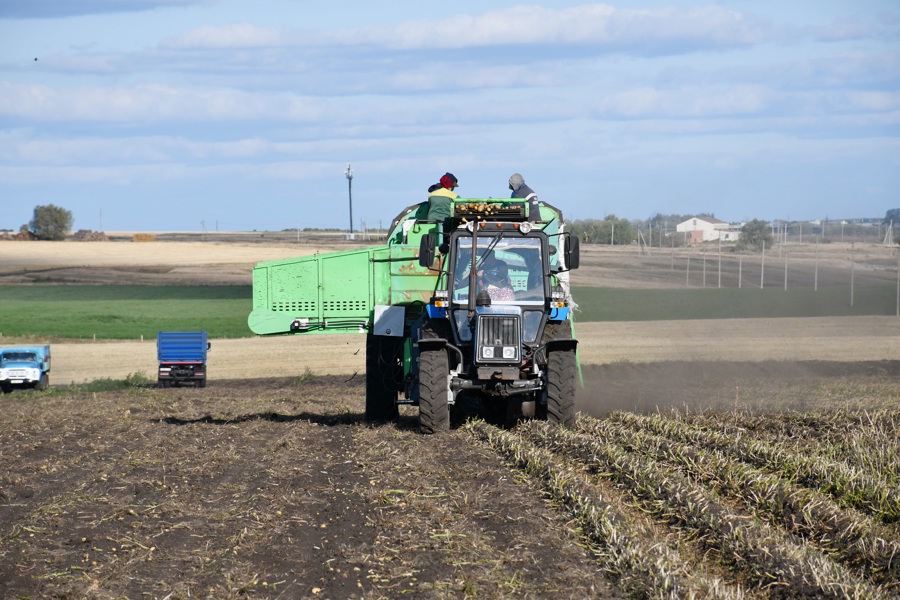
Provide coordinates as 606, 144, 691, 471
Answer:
1, 352, 37, 363
451, 235, 545, 304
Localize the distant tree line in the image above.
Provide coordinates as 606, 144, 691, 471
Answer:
569, 212, 715, 247
569, 209, 900, 252
12, 204, 900, 245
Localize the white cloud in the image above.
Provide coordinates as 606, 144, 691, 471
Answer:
162, 23, 285, 49
160, 4, 772, 53
364, 4, 769, 50
0, 81, 326, 122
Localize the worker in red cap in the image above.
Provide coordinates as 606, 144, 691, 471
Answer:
427, 172, 459, 225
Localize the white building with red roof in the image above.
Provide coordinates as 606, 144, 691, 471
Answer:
675, 216, 742, 244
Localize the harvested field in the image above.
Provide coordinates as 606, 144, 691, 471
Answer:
2, 236, 900, 598
2, 370, 899, 599
0, 239, 365, 286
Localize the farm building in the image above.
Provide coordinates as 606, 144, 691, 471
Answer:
676, 216, 742, 244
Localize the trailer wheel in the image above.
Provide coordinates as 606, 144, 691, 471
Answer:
418, 348, 450, 434
365, 334, 401, 423
546, 348, 576, 427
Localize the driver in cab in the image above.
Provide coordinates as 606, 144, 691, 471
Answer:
477, 258, 515, 301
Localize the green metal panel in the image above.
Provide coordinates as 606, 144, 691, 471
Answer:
248, 247, 381, 335
371, 247, 392, 305
318, 250, 373, 326
388, 244, 440, 306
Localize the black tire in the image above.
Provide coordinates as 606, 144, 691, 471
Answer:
503, 397, 521, 429
418, 348, 450, 434
36, 374, 49, 391
365, 334, 401, 423
546, 348, 576, 427
1, 383, 11, 394
197, 377, 207, 388
158, 379, 170, 389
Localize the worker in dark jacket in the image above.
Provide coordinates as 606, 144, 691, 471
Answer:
508, 173, 541, 220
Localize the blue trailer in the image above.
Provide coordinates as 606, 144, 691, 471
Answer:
157, 331, 209, 388
0, 346, 51, 393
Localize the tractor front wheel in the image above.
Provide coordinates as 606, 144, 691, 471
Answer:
546, 347, 576, 427
418, 348, 450, 434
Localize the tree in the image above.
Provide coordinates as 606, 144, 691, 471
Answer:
884, 208, 900, 225
737, 219, 772, 252
29, 204, 73, 240
569, 216, 634, 245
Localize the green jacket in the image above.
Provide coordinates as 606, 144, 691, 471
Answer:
426, 187, 458, 222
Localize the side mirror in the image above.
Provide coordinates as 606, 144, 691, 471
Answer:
419, 233, 436, 268
565, 233, 580, 270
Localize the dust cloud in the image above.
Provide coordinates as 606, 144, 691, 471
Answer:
576, 360, 900, 417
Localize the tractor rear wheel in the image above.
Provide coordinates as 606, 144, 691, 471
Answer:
546, 348, 576, 427
365, 334, 401, 423
418, 348, 450, 434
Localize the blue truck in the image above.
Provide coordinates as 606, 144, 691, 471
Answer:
156, 331, 209, 388
0, 346, 51, 393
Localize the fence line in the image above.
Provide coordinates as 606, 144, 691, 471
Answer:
649, 241, 900, 312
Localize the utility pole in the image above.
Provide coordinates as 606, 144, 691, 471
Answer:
345, 163, 354, 235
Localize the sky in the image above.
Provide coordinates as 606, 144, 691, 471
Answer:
0, 1, 898, 232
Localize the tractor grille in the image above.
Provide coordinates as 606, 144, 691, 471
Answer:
475, 315, 520, 364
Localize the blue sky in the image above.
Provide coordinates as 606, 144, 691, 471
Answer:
1, 1, 898, 232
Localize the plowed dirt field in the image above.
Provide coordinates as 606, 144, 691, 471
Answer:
1, 238, 899, 599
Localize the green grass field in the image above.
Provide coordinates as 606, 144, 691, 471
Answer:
0, 284, 896, 340
0, 286, 252, 339
573, 285, 899, 322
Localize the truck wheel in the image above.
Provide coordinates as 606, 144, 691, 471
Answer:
365, 334, 401, 423
36, 374, 49, 391
418, 348, 450, 434
1, 383, 11, 394
546, 348, 576, 427
197, 377, 207, 388
158, 379, 170, 389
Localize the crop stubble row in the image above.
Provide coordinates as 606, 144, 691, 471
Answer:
466, 407, 900, 600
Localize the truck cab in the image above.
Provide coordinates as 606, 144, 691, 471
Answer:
0, 346, 51, 393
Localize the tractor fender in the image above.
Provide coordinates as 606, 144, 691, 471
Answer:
417, 338, 448, 352
545, 337, 578, 353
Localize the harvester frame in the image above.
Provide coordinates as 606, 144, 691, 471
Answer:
248, 194, 579, 432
